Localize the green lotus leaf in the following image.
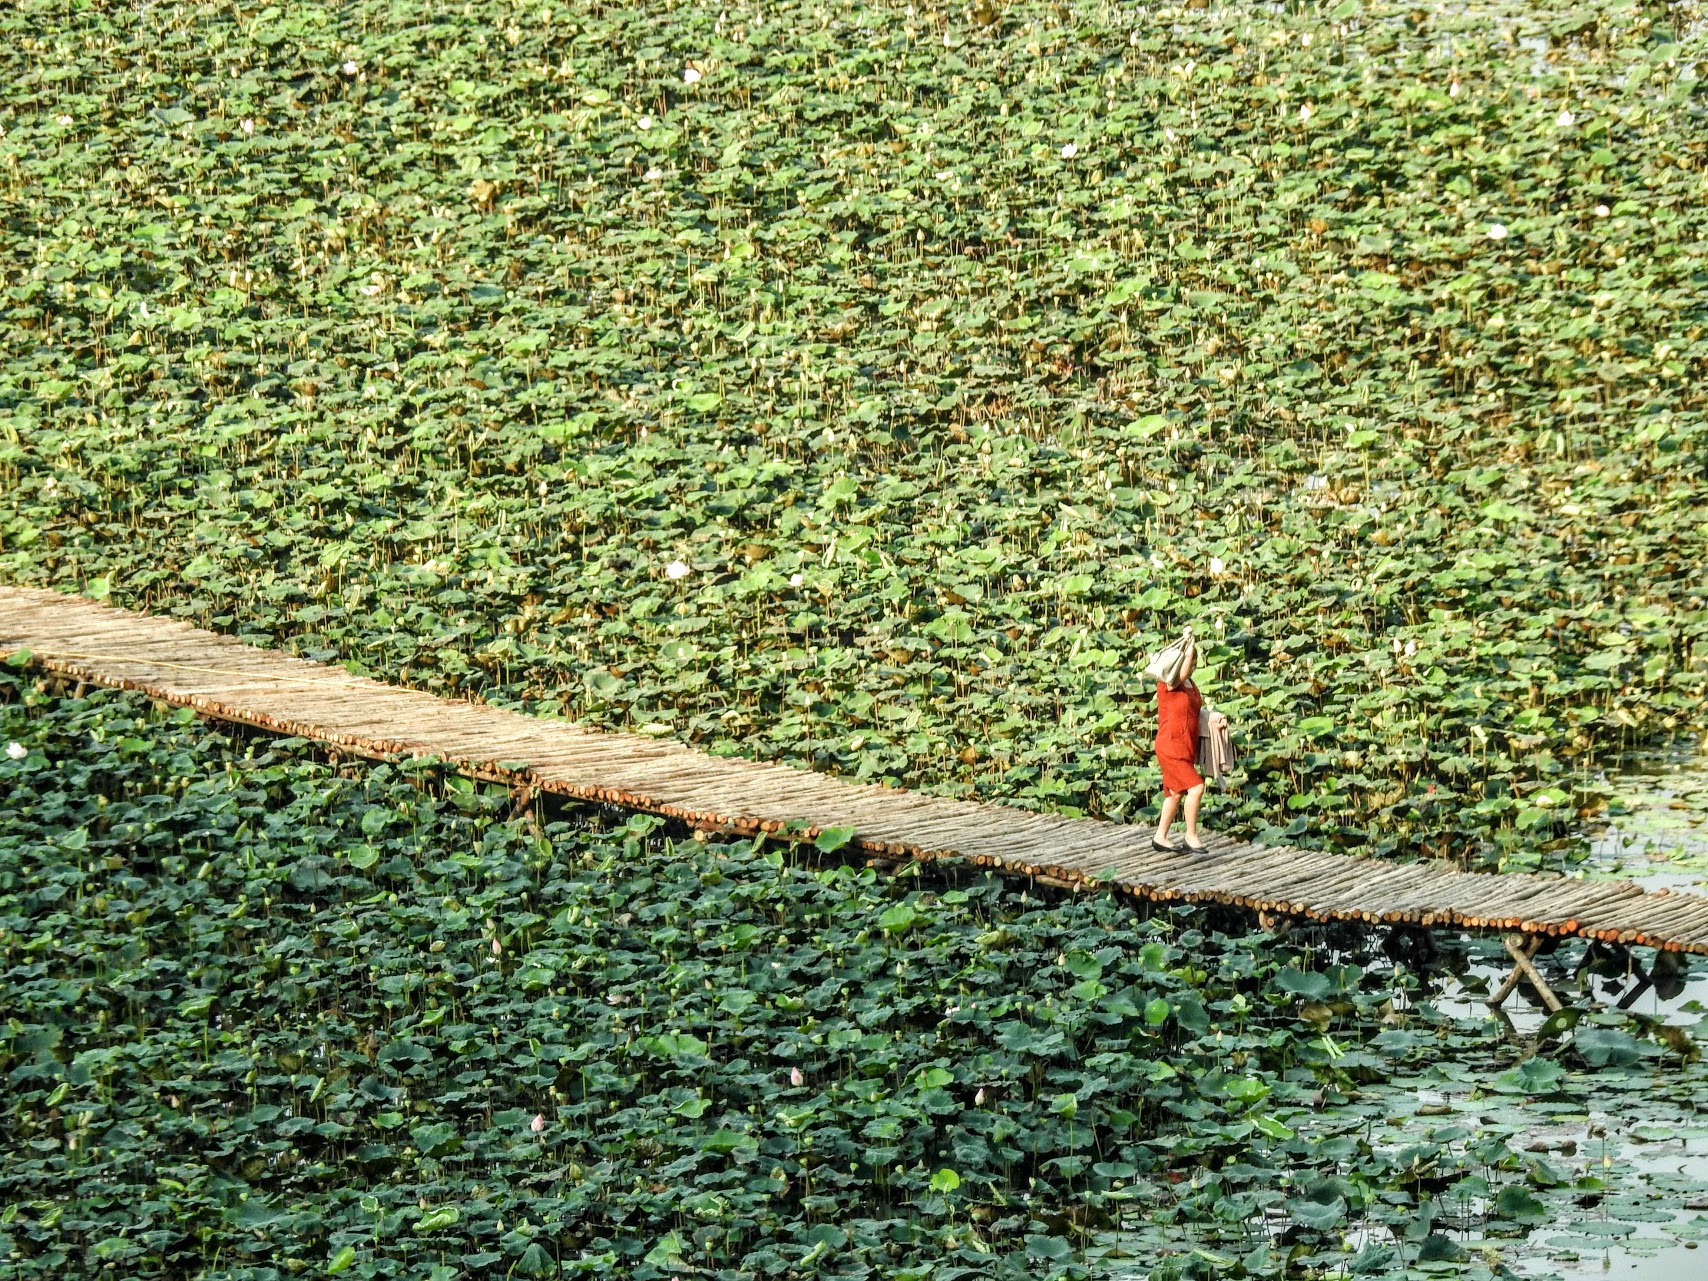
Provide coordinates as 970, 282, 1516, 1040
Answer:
414, 1206, 459, 1232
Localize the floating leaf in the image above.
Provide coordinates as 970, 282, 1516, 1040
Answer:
1286, 1195, 1347, 1231
1573, 1028, 1645, 1068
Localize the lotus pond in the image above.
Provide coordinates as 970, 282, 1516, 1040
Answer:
4, 670, 1708, 1280
6, 0, 1708, 1276
2, 0, 1707, 869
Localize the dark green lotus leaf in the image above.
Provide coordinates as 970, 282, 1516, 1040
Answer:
1415, 1234, 1467, 1262
1273, 967, 1333, 1000
1286, 1194, 1348, 1232
1494, 1185, 1549, 1223
1573, 1027, 1647, 1068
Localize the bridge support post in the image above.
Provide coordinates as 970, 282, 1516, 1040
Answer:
1487, 933, 1564, 1014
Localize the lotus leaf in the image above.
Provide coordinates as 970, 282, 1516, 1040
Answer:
4, 1, 1708, 1275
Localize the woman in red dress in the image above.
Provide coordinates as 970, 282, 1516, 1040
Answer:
1154, 629, 1209, 852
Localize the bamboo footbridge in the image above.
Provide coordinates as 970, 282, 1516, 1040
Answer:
5, 586, 1708, 966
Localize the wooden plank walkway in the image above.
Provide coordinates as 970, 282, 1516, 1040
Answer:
5, 585, 1707, 955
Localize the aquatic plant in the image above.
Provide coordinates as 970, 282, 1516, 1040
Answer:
1, 1, 1706, 870
4, 671, 1705, 1279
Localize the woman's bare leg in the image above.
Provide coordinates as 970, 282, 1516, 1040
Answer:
1156, 792, 1181, 844
1182, 784, 1206, 841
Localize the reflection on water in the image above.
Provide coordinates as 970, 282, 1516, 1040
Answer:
1511, 1106, 1708, 1281
1453, 748, 1708, 1279
1093, 746, 1708, 1278
1430, 956, 1708, 1034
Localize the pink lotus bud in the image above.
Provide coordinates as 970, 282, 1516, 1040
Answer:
975, 1088, 986, 1106
491, 938, 502, 956
531, 1113, 546, 1133
790, 1067, 804, 1087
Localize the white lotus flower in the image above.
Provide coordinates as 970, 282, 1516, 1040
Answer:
241, 118, 255, 136
935, 169, 953, 182
644, 167, 664, 181
1449, 81, 1461, 98
56, 114, 73, 127
637, 115, 654, 130
538, 481, 548, 497
1298, 103, 1312, 122
1594, 203, 1610, 218
1556, 110, 1574, 127
1404, 639, 1417, 658
666, 559, 690, 580
683, 66, 702, 84
1061, 143, 1078, 160
789, 573, 804, 587
342, 60, 358, 75
1304, 474, 1328, 491
5, 742, 26, 760
975, 1087, 986, 1105
1486, 223, 1508, 240
1209, 557, 1226, 576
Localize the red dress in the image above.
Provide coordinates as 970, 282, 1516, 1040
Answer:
1155, 679, 1204, 796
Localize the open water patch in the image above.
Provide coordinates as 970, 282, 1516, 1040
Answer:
1486, 745, 1708, 1281
1580, 742, 1708, 895
1378, 757, 1708, 1281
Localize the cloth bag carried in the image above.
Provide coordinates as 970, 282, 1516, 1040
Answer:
1143, 628, 1193, 687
